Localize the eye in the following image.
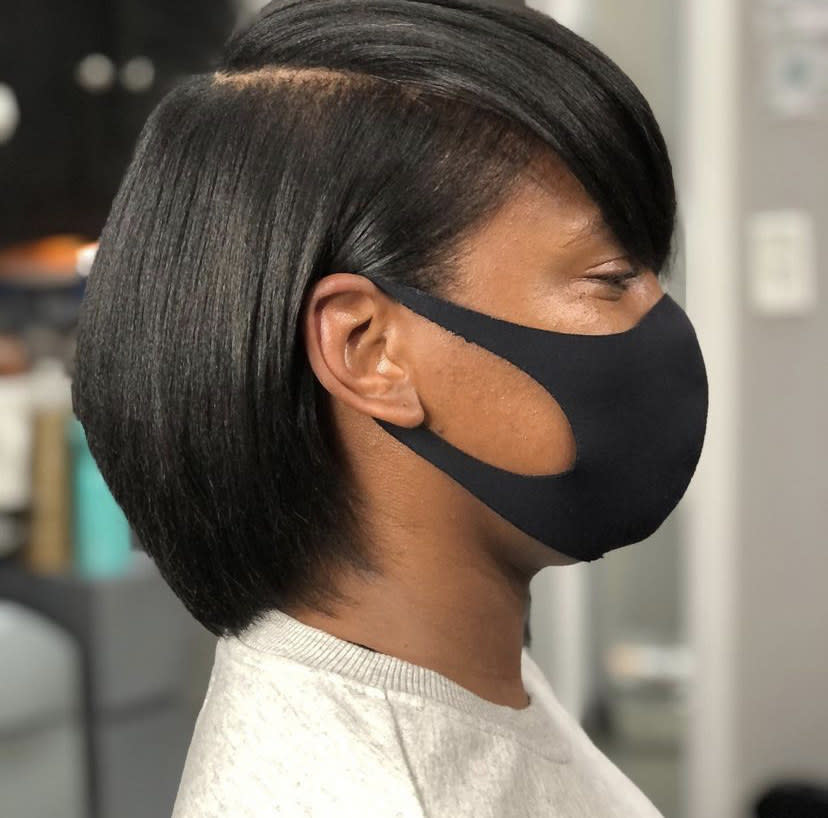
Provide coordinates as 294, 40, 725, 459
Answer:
586, 268, 642, 291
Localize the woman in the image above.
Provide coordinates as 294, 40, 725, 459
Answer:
72, 1, 708, 816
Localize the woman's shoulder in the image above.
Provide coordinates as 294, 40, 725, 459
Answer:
171, 636, 425, 818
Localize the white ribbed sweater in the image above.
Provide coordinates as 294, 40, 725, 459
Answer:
172, 607, 664, 817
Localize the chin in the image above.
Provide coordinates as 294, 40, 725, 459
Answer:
546, 551, 582, 567
517, 533, 583, 571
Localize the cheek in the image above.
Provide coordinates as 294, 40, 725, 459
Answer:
414, 329, 576, 476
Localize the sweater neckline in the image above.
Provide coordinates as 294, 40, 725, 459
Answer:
234, 606, 573, 763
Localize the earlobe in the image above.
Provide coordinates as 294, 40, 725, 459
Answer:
301, 274, 425, 429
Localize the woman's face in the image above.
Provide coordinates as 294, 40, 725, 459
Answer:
303, 158, 664, 568
388, 158, 664, 479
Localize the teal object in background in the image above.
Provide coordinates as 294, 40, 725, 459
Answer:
66, 415, 132, 578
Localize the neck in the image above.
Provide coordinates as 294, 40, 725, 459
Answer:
281, 549, 533, 709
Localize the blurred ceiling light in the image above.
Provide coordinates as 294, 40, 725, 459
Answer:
74, 53, 116, 94
0, 83, 20, 144
120, 57, 155, 93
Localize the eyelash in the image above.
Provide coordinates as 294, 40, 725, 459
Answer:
590, 269, 641, 291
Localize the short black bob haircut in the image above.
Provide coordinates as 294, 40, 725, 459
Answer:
72, 0, 677, 637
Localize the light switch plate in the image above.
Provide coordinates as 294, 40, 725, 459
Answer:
747, 209, 818, 315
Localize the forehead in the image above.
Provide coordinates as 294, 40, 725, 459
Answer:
460, 158, 621, 266
443, 166, 626, 309
515, 154, 613, 243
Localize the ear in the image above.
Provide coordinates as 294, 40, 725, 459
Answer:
301, 273, 425, 428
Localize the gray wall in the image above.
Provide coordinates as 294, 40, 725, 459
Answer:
734, 3, 828, 812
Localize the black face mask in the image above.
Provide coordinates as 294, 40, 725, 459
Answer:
360, 273, 709, 562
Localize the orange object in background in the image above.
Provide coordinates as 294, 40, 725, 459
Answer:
0, 234, 93, 281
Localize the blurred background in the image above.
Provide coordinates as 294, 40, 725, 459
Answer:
0, 1, 825, 817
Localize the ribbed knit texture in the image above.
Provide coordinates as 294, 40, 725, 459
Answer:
172, 607, 665, 817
